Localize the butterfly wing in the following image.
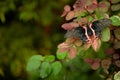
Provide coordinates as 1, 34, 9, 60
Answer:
64, 26, 87, 41
92, 18, 111, 37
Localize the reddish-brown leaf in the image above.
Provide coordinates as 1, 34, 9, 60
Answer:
66, 11, 75, 21
113, 54, 120, 60
58, 42, 70, 48
115, 60, 120, 67
91, 62, 100, 70
91, 38, 101, 52
85, 58, 93, 65
73, 0, 86, 9
68, 47, 77, 59
61, 11, 67, 17
58, 48, 68, 53
69, 22, 79, 28
98, 1, 110, 12
61, 23, 73, 30
84, 42, 91, 50
86, 4, 97, 13
105, 48, 115, 55
64, 5, 71, 12
101, 58, 111, 70
114, 28, 120, 40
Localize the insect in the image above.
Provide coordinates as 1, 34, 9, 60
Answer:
64, 18, 111, 42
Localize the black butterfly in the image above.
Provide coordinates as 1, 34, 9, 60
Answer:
64, 18, 111, 41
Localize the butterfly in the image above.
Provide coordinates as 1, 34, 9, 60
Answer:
64, 18, 111, 42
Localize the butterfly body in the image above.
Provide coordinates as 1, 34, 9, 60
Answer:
64, 18, 111, 42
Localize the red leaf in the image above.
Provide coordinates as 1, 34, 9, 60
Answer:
58, 48, 68, 53
58, 42, 70, 48
66, 11, 75, 21
84, 42, 91, 50
68, 47, 77, 59
73, 0, 86, 9
91, 38, 101, 52
61, 23, 73, 30
115, 60, 120, 67
69, 22, 79, 28
101, 58, 111, 70
113, 54, 120, 60
98, 2, 106, 8
105, 48, 115, 55
61, 11, 67, 17
93, 0, 98, 5
85, 58, 93, 65
64, 5, 71, 12
86, 4, 97, 13
91, 62, 100, 70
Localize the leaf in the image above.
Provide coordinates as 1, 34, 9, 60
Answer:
0, 13, 5, 23
91, 62, 100, 70
114, 41, 120, 49
92, 38, 101, 52
51, 61, 62, 76
64, 5, 71, 12
86, 4, 97, 13
20, 11, 32, 21
68, 47, 77, 59
56, 48, 68, 60
20, 11, 39, 21
87, 16, 93, 22
111, 4, 120, 11
95, 9, 105, 19
111, 0, 120, 4
44, 55, 55, 62
101, 27, 110, 42
58, 42, 70, 48
98, 1, 110, 12
39, 62, 51, 78
29, 55, 44, 61
26, 59, 41, 72
66, 11, 75, 21
114, 71, 120, 80
10, 60, 22, 76
114, 28, 120, 40
110, 16, 120, 26
26, 55, 43, 72
61, 23, 73, 30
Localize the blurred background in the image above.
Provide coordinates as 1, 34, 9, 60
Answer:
0, 0, 71, 80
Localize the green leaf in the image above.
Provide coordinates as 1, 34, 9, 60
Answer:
110, 16, 120, 26
40, 62, 51, 78
44, 55, 55, 62
56, 48, 67, 60
51, 61, 62, 76
10, 60, 22, 76
95, 9, 104, 19
111, 0, 120, 4
0, 13, 5, 23
111, 4, 120, 11
26, 60, 41, 72
20, 11, 38, 21
87, 16, 93, 22
26, 55, 43, 72
114, 71, 120, 80
101, 27, 110, 42
80, 12, 88, 17
30, 55, 44, 61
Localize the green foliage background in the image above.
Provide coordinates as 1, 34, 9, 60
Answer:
0, 0, 69, 80
0, 0, 120, 80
